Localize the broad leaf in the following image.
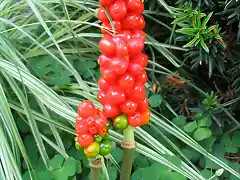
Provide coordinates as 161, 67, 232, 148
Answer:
193, 128, 212, 141
184, 121, 198, 133
172, 116, 186, 127
149, 94, 163, 107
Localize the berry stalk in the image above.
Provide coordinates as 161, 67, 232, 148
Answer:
89, 159, 102, 180
90, 167, 101, 180
120, 126, 135, 180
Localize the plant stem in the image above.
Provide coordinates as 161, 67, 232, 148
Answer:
90, 166, 101, 180
120, 126, 135, 180
123, 126, 135, 142
89, 159, 101, 180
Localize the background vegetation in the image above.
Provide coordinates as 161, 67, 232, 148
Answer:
0, 0, 239, 179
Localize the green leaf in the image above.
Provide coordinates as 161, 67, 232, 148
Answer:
36, 169, 52, 180
196, 116, 212, 127
176, 28, 198, 36
232, 131, 240, 148
52, 168, 68, 180
68, 147, 85, 161
202, 25, 216, 34
131, 168, 144, 180
199, 136, 216, 152
108, 166, 118, 180
134, 154, 150, 168
200, 39, 209, 53
16, 118, 29, 133
204, 143, 229, 169
82, 156, 90, 168
28, 55, 71, 86
183, 121, 198, 133
133, 163, 169, 180
230, 175, 240, 180
193, 128, 212, 141
200, 169, 214, 179
83, 69, 96, 79
23, 171, 32, 180
145, 163, 170, 180
62, 157, 77, 176
168, 172, 186, 180
220, 135, 238, 153
49, 154, 65, 171
24, 136, 39, 168
182, 148, 201, 162
172, 116, 186, 127
163, 155, 182, 167
76, 161, 82, 174
111, 147, 123, 164
202, 12, 213, 26
183, 35, 199, 48
85, 61, 97, 69
149, 94, 163, 107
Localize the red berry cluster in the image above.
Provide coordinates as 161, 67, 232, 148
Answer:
97, 0, 150, 127
76, 100, 108, 147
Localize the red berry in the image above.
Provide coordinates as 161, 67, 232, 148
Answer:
109, 0, 127, 20
99, 0, 115, 6
137, 98, 149, 113
140, 109, 150, 125
98, 6, 108, 22
95, 116, 107, 131
118, 73, 135, 89
85, 116, 95, 128
122, 14, 145, 30
102, 20, 122, 34
131, 30, 146, 41
102, 68, 118, 83
103, 104, 121, 118
127, 63, 143, 77
137, 70, 148, 84
136, 15, 145, 29
88, 126, 98, 135
78, 100, 96, 117
98, 127, 108, 137
98, 54, 112, 68
76, 116, 83, 123
112, 20, 122, 32
111, 57, 129, 75
113, 37, 129, 57
98, 77, 110, 92
106, 86, 126, 105
128, 38, 144, 55
76, 116, 88, 135
78, 133, 94, 147
121, 100, 138, 115
99, 35, 116, 57
116, 30, 131, 42
130, 83, 146, 102
126, 0, 144, 15
130, 53, 148, 68
128, 112, 142, 127
97, 90, 106, 104
101, 22, 110, 34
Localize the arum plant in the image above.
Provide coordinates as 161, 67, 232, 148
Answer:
96, 0, 151, 179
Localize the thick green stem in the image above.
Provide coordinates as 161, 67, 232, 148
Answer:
90, 166, 101, 180
89, 159, 101, 180
123, 126, 135, 142
120, 126, 135, 180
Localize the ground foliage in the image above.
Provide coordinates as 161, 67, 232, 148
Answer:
0, 0, 239, 180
